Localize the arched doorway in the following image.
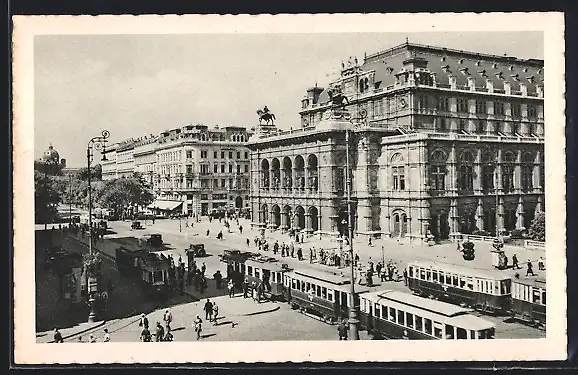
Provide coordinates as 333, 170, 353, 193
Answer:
392, 211, 408, 238
307, 154, 319, 192
308, 206, 319, 232
282, 157, 293, 189
235, 196, 243, 209
271, 158, 281, 189
272, 205, 281, 228
294, 156, 305, 191
295, 206, 305, 230
261, 159, 270, 188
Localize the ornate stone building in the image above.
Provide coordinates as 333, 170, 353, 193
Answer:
247, 42, 545, 243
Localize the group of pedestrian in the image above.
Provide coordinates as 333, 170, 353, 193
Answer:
511, 254, 545, 276
138, 309, 174, 342
53, 327, 110, 343
203, 298, 219, 325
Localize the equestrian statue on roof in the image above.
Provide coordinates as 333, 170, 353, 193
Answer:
327, 86, 350, 110
257, 106, 276, 126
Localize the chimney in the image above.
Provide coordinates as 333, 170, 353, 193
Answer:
519, 82, 527, 96
467, 77, 476, 91
486, 79, 494, 93
448, 75, 457, 90
503, 81, 511, 95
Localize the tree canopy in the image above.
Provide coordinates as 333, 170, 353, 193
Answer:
95, 177, 154, 216
34, 170, 61, 223
528, 211, 545, 242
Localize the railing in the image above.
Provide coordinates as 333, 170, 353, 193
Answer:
524, 240, 545, 249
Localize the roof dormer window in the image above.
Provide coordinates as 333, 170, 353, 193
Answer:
494, 71, 504, 79
523, 67, 528, 73
537, 69, 542, 75
478, 69, 487, 77
475, 60, 481, 66
386, 67, 394, 74
527, 75, 535, 83
509, 65, 515, 71
492, 63, 498, 69
441, 65, 451, 73
441, 56, 446, 62
459, 67, 469, 76
458, 58, 464, 64
511, 73, 520, 81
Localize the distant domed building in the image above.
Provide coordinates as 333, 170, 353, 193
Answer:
35, 143, 66, 175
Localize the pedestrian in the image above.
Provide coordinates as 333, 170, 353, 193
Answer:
163, 308, 172, 333
204, 298, 214, 321
200, 275, 207, 294
239, 225, 243, 234
53, 328, 64, 343
456, 240, 462, 252
354, 254, 360, 267
193, 315, 203, 340
228, 278, 235, 298
213, 303, 219, 326
403, 267, 408, 286
297, 247, 303, 261
89, 334, 96, 343
155, 322, 165, 342
201, 262, 206, 276
526, 260, 535, 276
214, 270, 223, 289
538, 256, 546, 271
512, 254, 520, 270
246, 238, 250, 247
103, 328, 110, 342
242, 277, 249, 298
139, 313, 149, 330
291, 245, 295, 258
338, 319, 348, 340
207, 229, 210, 236
368, 237, 372, 247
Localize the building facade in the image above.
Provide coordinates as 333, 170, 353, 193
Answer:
248, 42, 545, 243
102, 124, 253, 216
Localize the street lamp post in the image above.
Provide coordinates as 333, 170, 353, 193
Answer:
86, 130, 110, 323
344, 127, 360, 340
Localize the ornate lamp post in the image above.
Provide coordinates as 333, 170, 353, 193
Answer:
86, 130, 110, 323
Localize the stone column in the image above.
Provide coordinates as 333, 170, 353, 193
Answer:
450, 198, 460, 239
516, 197, 525, 230
448, 144, 458, 195
497, 197, 505, 234
357, 200, 372, 233
533, 150, 542, 192
476, 198, 484, 231
496, 149, 504, 192
535, 196, 543, 216
305, 213, 312, 233
514, 149, 522, 194
474, 149, 482, 194
380, 199, 391, 237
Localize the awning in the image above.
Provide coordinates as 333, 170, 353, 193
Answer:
147, 200, 183, 211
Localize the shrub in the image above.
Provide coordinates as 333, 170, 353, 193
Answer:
471, 230, 491, 237
528, 212, 546, 242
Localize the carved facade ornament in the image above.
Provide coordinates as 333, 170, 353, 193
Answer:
391, 152, 404, 163
430, 149, 448, 162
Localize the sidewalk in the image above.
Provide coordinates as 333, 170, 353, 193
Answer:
36, 320, 105, 343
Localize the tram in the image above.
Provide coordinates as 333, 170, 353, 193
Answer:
115, 247, 170, 300
219, 250, 291, 301
509, 276, 546, 329
283, 268, 371, 324
406, 261, 512, 314
359, 290, 496, 340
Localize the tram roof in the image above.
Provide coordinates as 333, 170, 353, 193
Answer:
407, 260, 511, 281
293, 268, 352, 286
245, 258, 288, 272
364, 290, 473, 317
511, 275, 546, 289
448, 314, 496, 331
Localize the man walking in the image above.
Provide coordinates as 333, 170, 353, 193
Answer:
53, 328, 64, 343
155, 322, 165, 342
338, 319, 349, 340
512, 254, 520, 270
163, 308, 173, 333
204, 298, 214, 321
193, 315, 203, 340
242, 277, 249, 298
212, 303, 219, 326
228, 278, 235, 298
526, 260, 536, 276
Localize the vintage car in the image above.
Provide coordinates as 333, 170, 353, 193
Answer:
187, 243, 206, 257
131, 221, 143, 230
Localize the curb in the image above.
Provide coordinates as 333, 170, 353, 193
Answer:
240, 304, 280, 316
44, 320, 107, 343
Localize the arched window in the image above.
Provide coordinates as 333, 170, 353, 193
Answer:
430, 150, 447, 190
521, 152, 534, 192
391, 153, 405, 191
502, 151, 516, 193
481, 150, 497, 193
459, 150, 475, 192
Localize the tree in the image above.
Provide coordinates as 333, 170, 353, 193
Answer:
528, 211, 545, 242
34, 170, 61, 223
77, 164, 102, 181
95, 177, 154, 216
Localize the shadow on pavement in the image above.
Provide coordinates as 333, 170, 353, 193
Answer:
201, 333, 217, 339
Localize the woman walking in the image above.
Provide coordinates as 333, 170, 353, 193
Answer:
193, 314, 203, 340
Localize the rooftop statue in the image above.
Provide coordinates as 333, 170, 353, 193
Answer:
257, 106, 276, 126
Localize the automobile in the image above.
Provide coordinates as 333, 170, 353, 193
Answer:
139, 233, 163, 248
187, 243, 206, 257
131, 221, 143, 230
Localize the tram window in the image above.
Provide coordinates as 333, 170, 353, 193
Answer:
420, 269, 426, 280
426, 270, 431, 281
317, 285, 322, 297
457, 328, 467, 340
446, 274, 452, 285
406, 313, 414, 328
500, 281, 507, 295
415, 316, 423, 332
381, 305, 387, 319
467, 277, 474, 290
255, 269, 260, 278
291, 279, 296, 289
452, 275, 459, 287
301, 282, 306, 292
494, 282, 500, 295
306, 282, 311, 292
424, 318, 433, 336
322, 287, 327, 299
328, 290, 334, 302
460, 276, 466, 288
470, 330, 476, 339
542, 290, 546, 306
296, 280, 301, 290
397, 310, 405, 326
241, 264, 245, 274
434, 322, 443, 339
445, 324, 455, 339
375, 304, 381, 318
532, 289, 541, 304
432, 271, 438, 282
389, 307, 397, 322
408, 266, 414, 278
247, 266, 253, 277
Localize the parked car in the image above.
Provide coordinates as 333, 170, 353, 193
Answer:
187, 243, 206, 257
131, 221, 143, 230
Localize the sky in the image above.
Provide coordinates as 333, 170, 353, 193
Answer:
34, 31, 543, 167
